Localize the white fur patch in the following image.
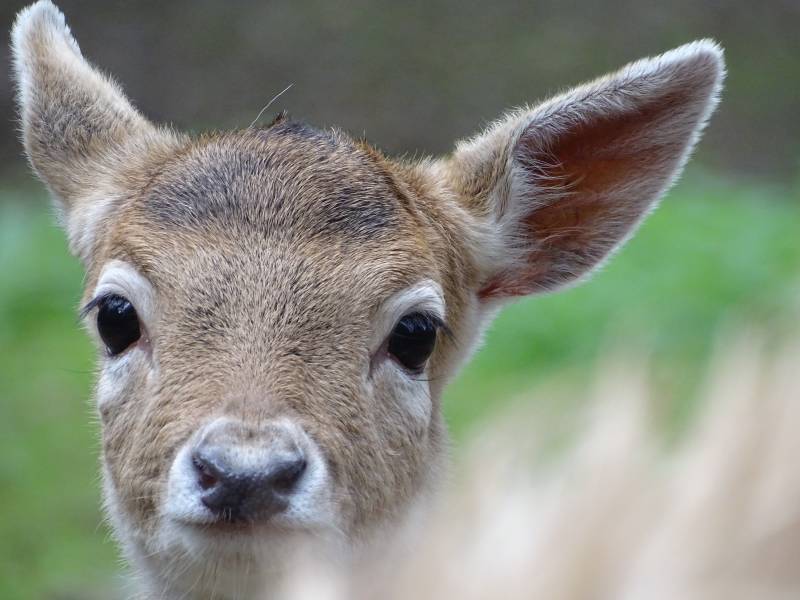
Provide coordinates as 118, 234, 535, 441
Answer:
369, 279, 446, 424
91, 260, 156, 333
66, 195, 119, 264
136, 417, 342, 598
88, 261, 156, 410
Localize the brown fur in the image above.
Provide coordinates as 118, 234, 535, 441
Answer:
92, 124, 466, 538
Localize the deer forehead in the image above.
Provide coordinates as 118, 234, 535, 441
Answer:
137, 123, 411, 242
86, 124, 449, 340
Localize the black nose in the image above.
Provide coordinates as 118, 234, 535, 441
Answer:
192, 448, 307, 523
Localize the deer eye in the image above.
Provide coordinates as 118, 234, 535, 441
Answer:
96, 294, 141, 356
387, 313, 439, 373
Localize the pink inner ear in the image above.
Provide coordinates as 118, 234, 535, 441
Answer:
478, 88, 694, 300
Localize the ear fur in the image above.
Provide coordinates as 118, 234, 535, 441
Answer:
11, 1, 177, 261
440, 41, 725, 300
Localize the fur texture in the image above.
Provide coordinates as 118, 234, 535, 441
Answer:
11, 2, 724, 597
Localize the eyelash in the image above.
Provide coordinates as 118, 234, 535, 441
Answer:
79, 293, 111, 320
407, 312, 447, 332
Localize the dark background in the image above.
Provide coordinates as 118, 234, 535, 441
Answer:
1, 0, 799, 182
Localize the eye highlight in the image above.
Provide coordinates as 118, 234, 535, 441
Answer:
86, 294, 142, 356
387, 313, 441, 373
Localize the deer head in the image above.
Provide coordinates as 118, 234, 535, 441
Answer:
11, 1, 723, 596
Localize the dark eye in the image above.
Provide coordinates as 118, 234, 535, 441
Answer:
387, 313, 439, 373
96, 294, 141, 356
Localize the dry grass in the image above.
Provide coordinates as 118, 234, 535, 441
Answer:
277, 329, 800, 600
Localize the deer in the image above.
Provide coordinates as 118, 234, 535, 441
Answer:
11, 1, 724, 598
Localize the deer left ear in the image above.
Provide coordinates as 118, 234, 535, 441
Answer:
441, 41, 725, 300
11, 1, 181, 264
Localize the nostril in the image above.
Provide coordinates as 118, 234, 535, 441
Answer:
191, 452, 220, 491
270, 456, 307, 493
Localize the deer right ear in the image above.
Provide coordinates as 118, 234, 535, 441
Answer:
438, 41, 724, 301
11, 1, 175, 262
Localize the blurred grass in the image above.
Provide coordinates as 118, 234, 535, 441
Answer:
446, 177, 800, 437
0, 184, 119, 598
1, 175, 799, 598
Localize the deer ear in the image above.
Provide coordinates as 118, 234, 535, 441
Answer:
11, 1, 174, 261
442, 41, 724, 300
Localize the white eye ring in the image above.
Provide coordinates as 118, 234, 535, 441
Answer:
88, 260, 156, 339
371, 279, 446, 356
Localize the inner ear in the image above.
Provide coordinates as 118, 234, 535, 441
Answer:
510, 97, 689, 291
473, 44, 724, 299
522, 86, 693, 199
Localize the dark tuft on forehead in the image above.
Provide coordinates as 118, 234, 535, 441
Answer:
140, 120, 404, 243
258, 118, 336, 146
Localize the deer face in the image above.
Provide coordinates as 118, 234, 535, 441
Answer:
87, 126, 471, 568
12, 1, 723, 596
68, 127, 492, 598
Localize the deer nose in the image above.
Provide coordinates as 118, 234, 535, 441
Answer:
191, 446, 307, 523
